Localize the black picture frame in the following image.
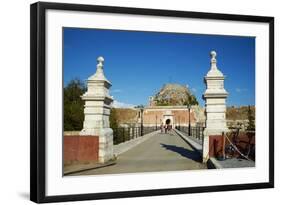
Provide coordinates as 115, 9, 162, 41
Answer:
30, 1, 274, 203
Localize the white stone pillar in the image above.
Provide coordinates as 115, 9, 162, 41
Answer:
80, 56, 114, 163
202, 51, 228, 163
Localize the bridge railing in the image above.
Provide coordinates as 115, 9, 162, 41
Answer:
112, 126, 159, 145
175, 126, 204, 144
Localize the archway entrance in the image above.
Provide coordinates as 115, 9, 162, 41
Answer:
165, 119, 171, 125
163, 110, 174, 128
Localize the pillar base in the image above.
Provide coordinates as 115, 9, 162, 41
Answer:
80, 127, 114, 164
202, 136, 209, 163
202, 129, 227, 163
98, 128, 114, 164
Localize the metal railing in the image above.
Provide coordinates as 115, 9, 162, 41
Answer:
224, 128, 255, 161
175, 126, 204, 144
112, 126, 158, 145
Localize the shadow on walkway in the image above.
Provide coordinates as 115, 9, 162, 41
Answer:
160, 143, 202, 163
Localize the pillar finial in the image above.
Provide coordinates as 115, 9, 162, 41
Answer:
210, 50, 217, 70
88, 55, 110, 82
95, 56, 105, 76
97, 56, 104, 68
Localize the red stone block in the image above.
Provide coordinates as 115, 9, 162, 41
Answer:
209, 135, 224, 158
64, 135, 99, 165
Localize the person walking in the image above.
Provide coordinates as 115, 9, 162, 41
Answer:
160, 123, 164, 133
167, 124, 172, 134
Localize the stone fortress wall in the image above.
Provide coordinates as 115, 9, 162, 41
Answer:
115, 105, 206, 128
108, 104, 253, 130
143, 106, 197, 128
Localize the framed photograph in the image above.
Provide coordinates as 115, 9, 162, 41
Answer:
30, 1, 274, 203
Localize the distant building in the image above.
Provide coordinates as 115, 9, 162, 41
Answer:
149, 96, 156, 106
142, 83, 205, 128
141, 105, 204, 128
114, 83, 206, 128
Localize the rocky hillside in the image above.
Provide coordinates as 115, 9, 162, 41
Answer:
152, 83, 198, 106
226, 106, 255, 120
115, 108, 139, 124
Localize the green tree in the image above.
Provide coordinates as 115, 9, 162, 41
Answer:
134, 104, 145, 108
247, 105, 255, 131
64, 79, 85, 131
109, 108, 119, 129
183, 94, 199, 107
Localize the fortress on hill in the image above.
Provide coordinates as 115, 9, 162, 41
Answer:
114, 83, 254, 130
115, 83, 206, 128
144, 83, 205, 128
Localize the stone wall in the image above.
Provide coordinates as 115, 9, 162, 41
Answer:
113, 106, 205, 128
143, 106, 197, 127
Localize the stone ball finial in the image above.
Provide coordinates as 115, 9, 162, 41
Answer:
210, 50, 218, 71
97, 56, 104, 64
210, 51, 217, 59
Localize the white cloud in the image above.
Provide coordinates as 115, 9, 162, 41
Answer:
111, 89, 123, 93
112, 100, 136, 108
235, 88, 248, 93
191, 88, 197, 93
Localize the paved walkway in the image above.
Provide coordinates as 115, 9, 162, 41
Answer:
71, 130, 206, 176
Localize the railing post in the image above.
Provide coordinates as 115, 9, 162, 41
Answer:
128, 128, 130, 140
133, 127, 135, 139
188, 106, 191, 136
122, 128, 125, 143
113, 128, 115, 144
140, 108, 144, 136
116, 128, 119, 144
222, 132, 226, 160
114, 128, 117, 144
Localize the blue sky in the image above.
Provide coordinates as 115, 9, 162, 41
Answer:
63, 28, 255, 107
